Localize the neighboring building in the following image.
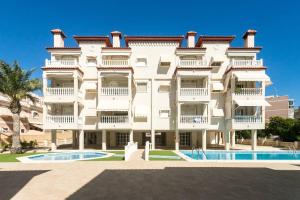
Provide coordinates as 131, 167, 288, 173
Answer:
0, 93, 43, 136
42, 29, 271, 151
294, 106, 300, 119
265, 96, 295, 122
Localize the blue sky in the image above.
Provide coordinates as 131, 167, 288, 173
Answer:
0, 0, 299, 105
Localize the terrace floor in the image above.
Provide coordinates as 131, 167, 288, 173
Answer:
0, 161, 300, 200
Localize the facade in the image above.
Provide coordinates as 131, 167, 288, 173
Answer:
42, 29, 271, 151
0, 93, 43, 137
265, 96, 294, 122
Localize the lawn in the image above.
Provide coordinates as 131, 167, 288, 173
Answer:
86, 150, 125, 161
149, 150, 184, 161
0, 153, 43, 162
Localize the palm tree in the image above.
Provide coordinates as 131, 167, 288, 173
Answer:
0, 61, 41, 153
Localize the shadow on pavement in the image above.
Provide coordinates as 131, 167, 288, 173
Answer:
0, 170, 49, 200
67, 167, 300, 200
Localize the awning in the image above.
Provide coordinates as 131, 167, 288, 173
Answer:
234, 99, 271, 107
212, 108, 224, 117
134, 106, 149, 118
212, 82, 224, 91
98, 100, 129, 111
233, 71, 271, 83
85, 82, 97, 90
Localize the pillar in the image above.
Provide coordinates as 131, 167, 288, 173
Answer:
102, 130, 106, 150
225, 130, 230, 150
79, 129, 84, 150
151, 129, 155, 150
251, 130, 257, 150
231, 130, 236, 148
51, 129, 57, 151
202, 130, 207, 151
129, 130, 133, 143
72, 130, 76, 149
175, 129, 179, 151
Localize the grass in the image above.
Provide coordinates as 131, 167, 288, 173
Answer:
0, 153, 44, 162
149, 150, 184, 161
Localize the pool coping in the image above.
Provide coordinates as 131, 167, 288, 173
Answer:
175, 150, 300, 163
17, 150, 113, 163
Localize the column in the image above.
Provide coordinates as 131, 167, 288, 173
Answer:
225, 130, 230, 150
129, 130, 134, 143
73, 72, 78, 97
251, 130, 257, 150
151, 129, 155, 150
79, 129, 84, 150
175, 129, 179, 151
74, 101, 78, 124
231, 130, 236, 148
102, 130, 107, 150
51, 129, 57, 151
42, 74, 47, 95
72, 130, 76, 149
202, 130, 207, 151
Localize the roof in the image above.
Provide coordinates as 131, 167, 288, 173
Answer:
51, 29, 66, 38
124, 36, 184, 46
196, 36, 235, 47
73, 36, 112, 47
46, 47, 81, 50
227, 47, 262, 51
243, 29, 257, 39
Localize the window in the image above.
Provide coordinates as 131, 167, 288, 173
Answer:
136, 82, 147, 93
136, 58, 147, 67
116, 133, 129, 146
180, 132, 191, 146
159, 110, 170, 118
159, 85, 170, 93
87, 58, 97, 66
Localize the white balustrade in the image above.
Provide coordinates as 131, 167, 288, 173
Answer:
180, 88, 208, 96
46, 88, 74, 96
231, 59, 263, 67
101, 87, 129, 96
102, 59, 129, 67
46, 115, 74, 124
101, 116, 128, 123
179, 59, 207, 67
180, 115, 208, 124
234, 115, 262, 123
234, 88, 262, 96
45, 59, 78, 67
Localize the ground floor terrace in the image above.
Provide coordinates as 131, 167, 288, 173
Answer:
49, 129, 259, 151
0, 161, 299, 199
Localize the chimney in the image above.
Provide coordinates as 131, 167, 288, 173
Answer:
185, 31, 197, 48
111, 31, 122, 47
243, 29, 257, 48
51, 29, 66, 47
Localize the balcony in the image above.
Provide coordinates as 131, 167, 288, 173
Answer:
101, 87, 129, 96
234, 88, 262, 96
230, 59, 263, 68
179, 115, 209, 129
44, 87, 82, 102
98, 115, 130, 129
45, 59, 78, 67
178, 59, 207, 68
234, 115, 262, 123
232, 115, 264, 130
44, 115, 82, 129
46, 87, 74, 96
101, 59, 129, 67
180, 88, 208, 96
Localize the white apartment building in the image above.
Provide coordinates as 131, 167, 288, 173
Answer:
42, 29, 271, 151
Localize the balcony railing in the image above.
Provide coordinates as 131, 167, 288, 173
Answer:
180, 115, 208, 124
179, 59, 207, 68
180, 88, 208, 96
234, 88, 262, 96
230, 59, 263, 68
45, 59, 78, 67
101, 87, 129, 96
46, 88, 74, 96
46, 115, 74, 124
102, 59, 129, 67
234, 115, 262, 123
100, 116, 129, 123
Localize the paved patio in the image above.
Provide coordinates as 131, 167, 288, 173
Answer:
0, 161, 300, 200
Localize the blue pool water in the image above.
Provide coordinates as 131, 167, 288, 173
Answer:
28, 151, 106, 161
181, 150, 300, 161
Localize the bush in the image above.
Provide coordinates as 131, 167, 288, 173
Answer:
265, 117, 300, 142
20, 140, 37, 149
236, 130, 251, 139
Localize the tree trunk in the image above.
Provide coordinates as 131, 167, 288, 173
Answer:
11, 113, 22, 153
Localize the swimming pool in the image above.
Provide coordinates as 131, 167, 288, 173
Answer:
18, 151, 110, 163
180, 150, 300, 161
